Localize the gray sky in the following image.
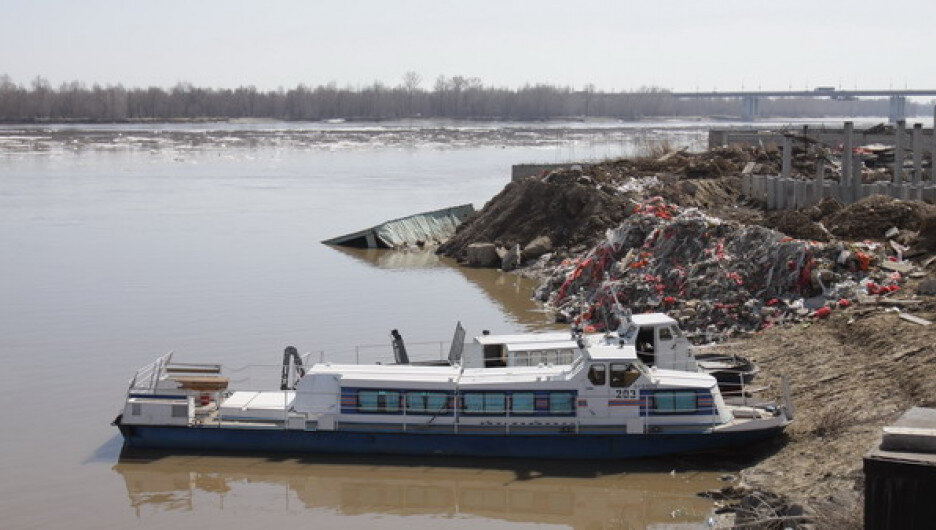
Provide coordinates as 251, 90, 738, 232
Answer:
2, 0, 934, 91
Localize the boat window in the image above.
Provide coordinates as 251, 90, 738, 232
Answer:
610, 363, 641, 387
559, 349, 574, 364
670, 325, 684, 338
130, 403, 141, 416
358, 390, 400, 413
514, 351, 529, 366
485, 393, 506, 414
463, 392, 506, 414
587, 364, 606, 385
658, 327, 673, 341
483, 344, 505, 368
549, 393, 575, 415
405, 392, 448, 414
511, 392, 535, 414
171, 404, 188, 418
463, 393, 485, 414
652, 392, 698, 413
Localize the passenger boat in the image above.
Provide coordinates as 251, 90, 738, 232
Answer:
114, 326, 791, 459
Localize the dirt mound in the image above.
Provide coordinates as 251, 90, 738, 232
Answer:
763, 210, 830, 242
827, 195, 936, 239
438, 172, 633, 261
589, 146, 776, 181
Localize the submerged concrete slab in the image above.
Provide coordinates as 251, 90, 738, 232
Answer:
323, 204, 475, 249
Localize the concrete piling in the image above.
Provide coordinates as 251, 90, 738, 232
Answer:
933, 106, 936, 182
913, 123, 923, 200
894, 120, 905, 189
816, 160, 825, 202
781, 137, 792, 180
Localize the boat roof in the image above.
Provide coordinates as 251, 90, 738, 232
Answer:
651, 368, 717, 388
630, 313, 677, 326
474, 332, 573, 346
583, 343, 638, 361
310, 363, 461, 384
505, 341, 578, 352
307, 362, 573, 385
459, 365, 574, 385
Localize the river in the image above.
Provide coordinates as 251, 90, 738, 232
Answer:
0, 118, 880, 528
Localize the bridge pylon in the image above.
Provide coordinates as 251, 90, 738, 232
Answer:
888, 95, 907, 123
741, 95, 760, 121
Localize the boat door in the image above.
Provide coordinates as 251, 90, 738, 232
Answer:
608, 362, 645, 433
635, 326, 656, 366
654, 324, 694, 371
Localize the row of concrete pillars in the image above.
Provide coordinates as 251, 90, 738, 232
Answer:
780, 117, 936, 188
746, 117, 936, 209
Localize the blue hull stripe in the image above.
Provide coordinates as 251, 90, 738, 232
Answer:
117, 424, 783, 459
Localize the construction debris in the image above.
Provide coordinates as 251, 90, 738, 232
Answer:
535, 198, 920, 339
899, 313, 933, 326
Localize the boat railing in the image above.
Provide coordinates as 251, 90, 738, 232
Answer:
349, 340, 451, 365
128, 351, 173, 394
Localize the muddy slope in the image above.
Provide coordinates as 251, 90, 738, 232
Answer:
438, 172, 634, 260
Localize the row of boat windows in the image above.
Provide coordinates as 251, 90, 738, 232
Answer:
355, 390, 576, 415
652, 392, 702, 413
507, 349, 576, 366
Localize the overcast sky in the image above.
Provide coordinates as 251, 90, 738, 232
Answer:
2, 0, 933, 92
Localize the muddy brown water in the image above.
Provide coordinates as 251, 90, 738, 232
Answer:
0, 121, 806, 528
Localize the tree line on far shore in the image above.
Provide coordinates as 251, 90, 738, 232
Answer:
0, 73, 929, 123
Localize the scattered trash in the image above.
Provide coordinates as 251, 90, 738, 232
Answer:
899, 313, 933, 326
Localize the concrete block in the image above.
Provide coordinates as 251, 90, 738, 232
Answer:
922, 185, 936, 204
466, 243, 500, 268
522, 236, 552, 260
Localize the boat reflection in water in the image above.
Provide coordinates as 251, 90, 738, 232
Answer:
113, 450, 720, 528
331, 247, 559, 330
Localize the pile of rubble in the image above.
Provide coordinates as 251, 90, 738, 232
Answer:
537, 198, 924, 339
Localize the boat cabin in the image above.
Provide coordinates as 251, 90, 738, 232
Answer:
616, 314, 695, 372
466, 331, 577, 368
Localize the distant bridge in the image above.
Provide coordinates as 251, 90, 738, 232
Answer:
670, 88, 936, 122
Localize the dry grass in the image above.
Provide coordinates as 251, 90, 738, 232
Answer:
635, 137, 674, 158
809, 401, 859, 439
810, 496, 863, 530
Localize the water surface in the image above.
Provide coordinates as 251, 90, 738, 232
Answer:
0, 120, 772, 528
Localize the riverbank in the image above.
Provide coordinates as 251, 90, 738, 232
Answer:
439, 145, 936, 524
